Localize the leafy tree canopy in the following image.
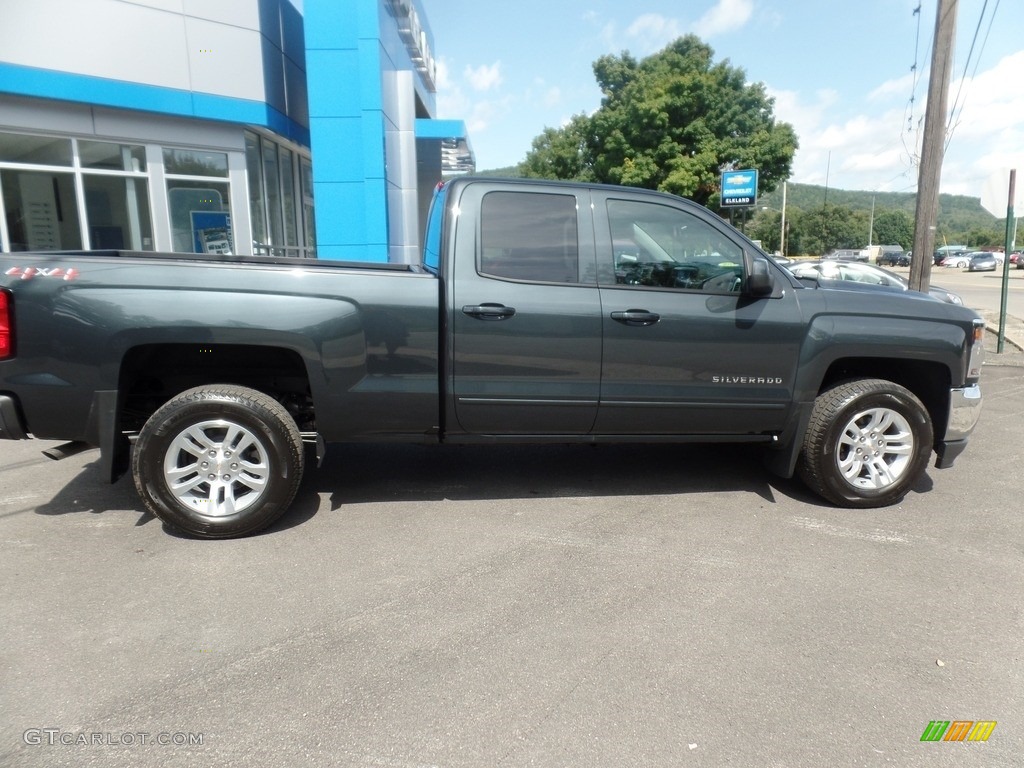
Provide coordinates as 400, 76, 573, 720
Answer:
519, 36, 797, 207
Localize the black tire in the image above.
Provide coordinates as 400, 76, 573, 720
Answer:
798, 378, 933, 508
132, 385, 304, 538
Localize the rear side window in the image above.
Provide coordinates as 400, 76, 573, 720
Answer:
480, 191, 579, 283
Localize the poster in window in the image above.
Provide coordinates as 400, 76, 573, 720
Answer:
191, 211, 233, 255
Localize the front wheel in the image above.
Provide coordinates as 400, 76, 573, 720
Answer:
798, 378, 933, 508
132, 385, 305, 538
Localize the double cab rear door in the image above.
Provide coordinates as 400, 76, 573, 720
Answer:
446, 180, 804, 439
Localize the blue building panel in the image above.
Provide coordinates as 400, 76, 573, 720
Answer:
305, 50, 365, 118
307, 117, 371, 179
303, 0, 377, 50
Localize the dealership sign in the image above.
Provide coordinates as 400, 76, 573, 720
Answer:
385, 0, 437, 91
721, 169, 758, 208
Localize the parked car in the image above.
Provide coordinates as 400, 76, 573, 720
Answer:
877, 250, 911, 267
941, 252, 973, 268
934, 246, 968, 265
786, 260, 964, 304
967, 252, 998, 272
823, 249, 868, 262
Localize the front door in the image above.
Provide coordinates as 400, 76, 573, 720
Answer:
592, 192, 804, 436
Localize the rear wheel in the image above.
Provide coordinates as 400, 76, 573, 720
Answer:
798, 378, 933, 508
132, 385, 304, 538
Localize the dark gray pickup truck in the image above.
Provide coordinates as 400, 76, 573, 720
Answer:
0, 177, 984, 538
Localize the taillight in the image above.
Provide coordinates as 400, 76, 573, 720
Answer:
0, 290, 11, 359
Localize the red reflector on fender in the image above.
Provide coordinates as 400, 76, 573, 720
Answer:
0, 290, 11, 358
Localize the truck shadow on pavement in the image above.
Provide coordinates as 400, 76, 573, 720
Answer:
29, 452, 321, 536
28, 442, 939, 535
310, 442, 824, 510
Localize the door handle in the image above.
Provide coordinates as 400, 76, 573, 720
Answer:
462, 303, 517, 320
610, 309, 660, 326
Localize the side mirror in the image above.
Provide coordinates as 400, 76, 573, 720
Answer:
745, 256, 775, 297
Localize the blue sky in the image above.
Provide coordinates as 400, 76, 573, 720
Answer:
421, 0, 1023, 198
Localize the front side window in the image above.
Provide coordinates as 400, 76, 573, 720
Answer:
480, 191, 579, 283
607, 199, 744, 293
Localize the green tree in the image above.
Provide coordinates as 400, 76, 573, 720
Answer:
786, 205, 868, 256
519, 115, 595, 182
871, 210, 914, 249
519, 36, 797, 207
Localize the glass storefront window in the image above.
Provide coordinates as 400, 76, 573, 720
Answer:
83, 175, 153, 250
244, 132, 267, 251
279, 147, 298, 248
1, 170, 82, 251
163, 148, 229, 177
262, 142, 284, 252
0, 130, 314, 257
0, 133, 72, 166
80, 141, 146, 172
301, 157, 316, 254
167, 180, 232, 254
245, 133, 311, 257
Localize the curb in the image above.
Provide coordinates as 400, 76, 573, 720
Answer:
979, 310, 1024, 367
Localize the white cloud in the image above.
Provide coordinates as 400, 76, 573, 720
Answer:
868, 73, 916, 102
693, 0, 754, 38
625, 14, 684, 51
618, 1, 753, 55
464, 62, 503, 92
940, 50, 1024, 194
768, 50, 1024, 195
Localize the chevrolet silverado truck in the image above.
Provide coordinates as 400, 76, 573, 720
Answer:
0, 177, 985, 538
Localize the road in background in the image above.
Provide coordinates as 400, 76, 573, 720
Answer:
890, 263, 1024, 317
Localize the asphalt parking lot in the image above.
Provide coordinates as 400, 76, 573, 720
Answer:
2, 362, 1022, 768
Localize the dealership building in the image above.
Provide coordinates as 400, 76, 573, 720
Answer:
0, 0, 472, 262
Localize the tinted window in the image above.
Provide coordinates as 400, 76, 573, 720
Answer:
607, 199, 744, 293
480, 191, 579, 282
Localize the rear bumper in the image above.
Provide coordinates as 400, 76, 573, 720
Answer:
0, 394, 29, 440
934, 384, 982, 469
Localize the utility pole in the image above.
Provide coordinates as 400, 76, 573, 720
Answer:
910, 0, 959, 292
779, 181, 787, 258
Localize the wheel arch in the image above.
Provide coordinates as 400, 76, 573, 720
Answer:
766, 355, 952, 480
817, 357, 951, 444
115, 342, 315, 466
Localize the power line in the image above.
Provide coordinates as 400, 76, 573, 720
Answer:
946, 0, 1000, 147
903, 2, 928, 170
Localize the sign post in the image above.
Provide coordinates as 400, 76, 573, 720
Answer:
982, 169, 1021, 354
